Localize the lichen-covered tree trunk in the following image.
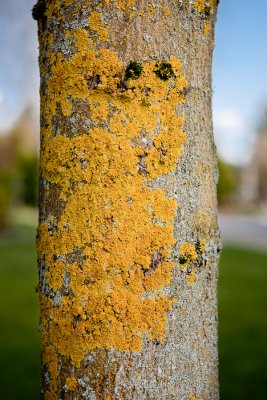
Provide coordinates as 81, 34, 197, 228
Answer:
35, 0, 220, 399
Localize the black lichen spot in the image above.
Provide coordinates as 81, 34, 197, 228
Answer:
178, 255, 187, 265
154, 62, 175, 81
32, 1, 46, 21
125, 61, 143, 80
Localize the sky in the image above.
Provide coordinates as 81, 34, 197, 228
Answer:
213, 0, 267, 164
0, 0, 267, 165
0, 0, 39, 130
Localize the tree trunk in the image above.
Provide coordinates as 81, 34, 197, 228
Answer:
35, 1, 220, 399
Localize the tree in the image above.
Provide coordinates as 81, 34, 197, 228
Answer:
34, 1, 220, 398
217, 159, 239, 206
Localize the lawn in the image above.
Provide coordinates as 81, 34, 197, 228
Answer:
0, 225, 266, 399
0, 225, 39, 400
218, 246, 267, 399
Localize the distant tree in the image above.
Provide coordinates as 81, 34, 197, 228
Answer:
254, 110, 267, 205
0, 105, 40, 210
217, 159, 239, 205
0, 136, 14, 230
17, 155, 39, 207
35, 1, 220, 399
0, 172, 12, 230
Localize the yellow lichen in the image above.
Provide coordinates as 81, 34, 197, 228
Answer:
108, 0, 135, 11
45, 260, 65, 293
179, 243, 197, 264
203, 21, 211, 36
179, 239, 206, 284
199, 239, 206, 253
187, 271, 195, 285
38, 5, 188, 376
210, 0, 215, 10
88, 12, 109, 41
194, 0, 205, 13
199, 209, 204, 218
194, 0, 215, 13
162, 8, 171, 17
45, 1, 62, 21
66, 376, 77, 390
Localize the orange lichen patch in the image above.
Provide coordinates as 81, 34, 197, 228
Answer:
40, 289, 174, 367
46, 51, 88, 116
64, 0, 75, 5
44, 385, 57, 400
44, 29, 123, 119
112, 0, 135, 11
194, 0, 215, 13
88, 12, 109, 41
45, 1, 62, 21
199, 209, 204, 218
194, 0, 205, 13
189, 396, 197, 400
203, 21, 211, 36
41, 309, 60, 398
199, 239, 206, 253
162, 7, 171, 17
100, 1, 171, 19
179, 239, 207, 285
210, 0, 215, 10
42, 344, 59, 380
66, 376, 77, 390
144, 261, 173, 292
187, 271, 195, 285
38, 10, 188, 369
179, 243, 197, 264
45, 260, 65, 292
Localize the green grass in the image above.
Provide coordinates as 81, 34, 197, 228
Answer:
0, 225, 266, 399
218, 246, 267, 399
0, 225, 39, 400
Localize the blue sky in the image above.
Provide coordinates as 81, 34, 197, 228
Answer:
0, 0, 267, 165
0, 0, 38, 130
213, 0, 267, 164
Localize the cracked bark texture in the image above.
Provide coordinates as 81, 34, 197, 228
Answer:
36, 0, 220, 399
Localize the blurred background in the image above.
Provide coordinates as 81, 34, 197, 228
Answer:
0, 0, 267, 399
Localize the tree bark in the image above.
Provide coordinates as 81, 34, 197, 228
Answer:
36, 1, 220, 399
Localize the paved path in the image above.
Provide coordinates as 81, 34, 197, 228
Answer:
218, 212, 267, 252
